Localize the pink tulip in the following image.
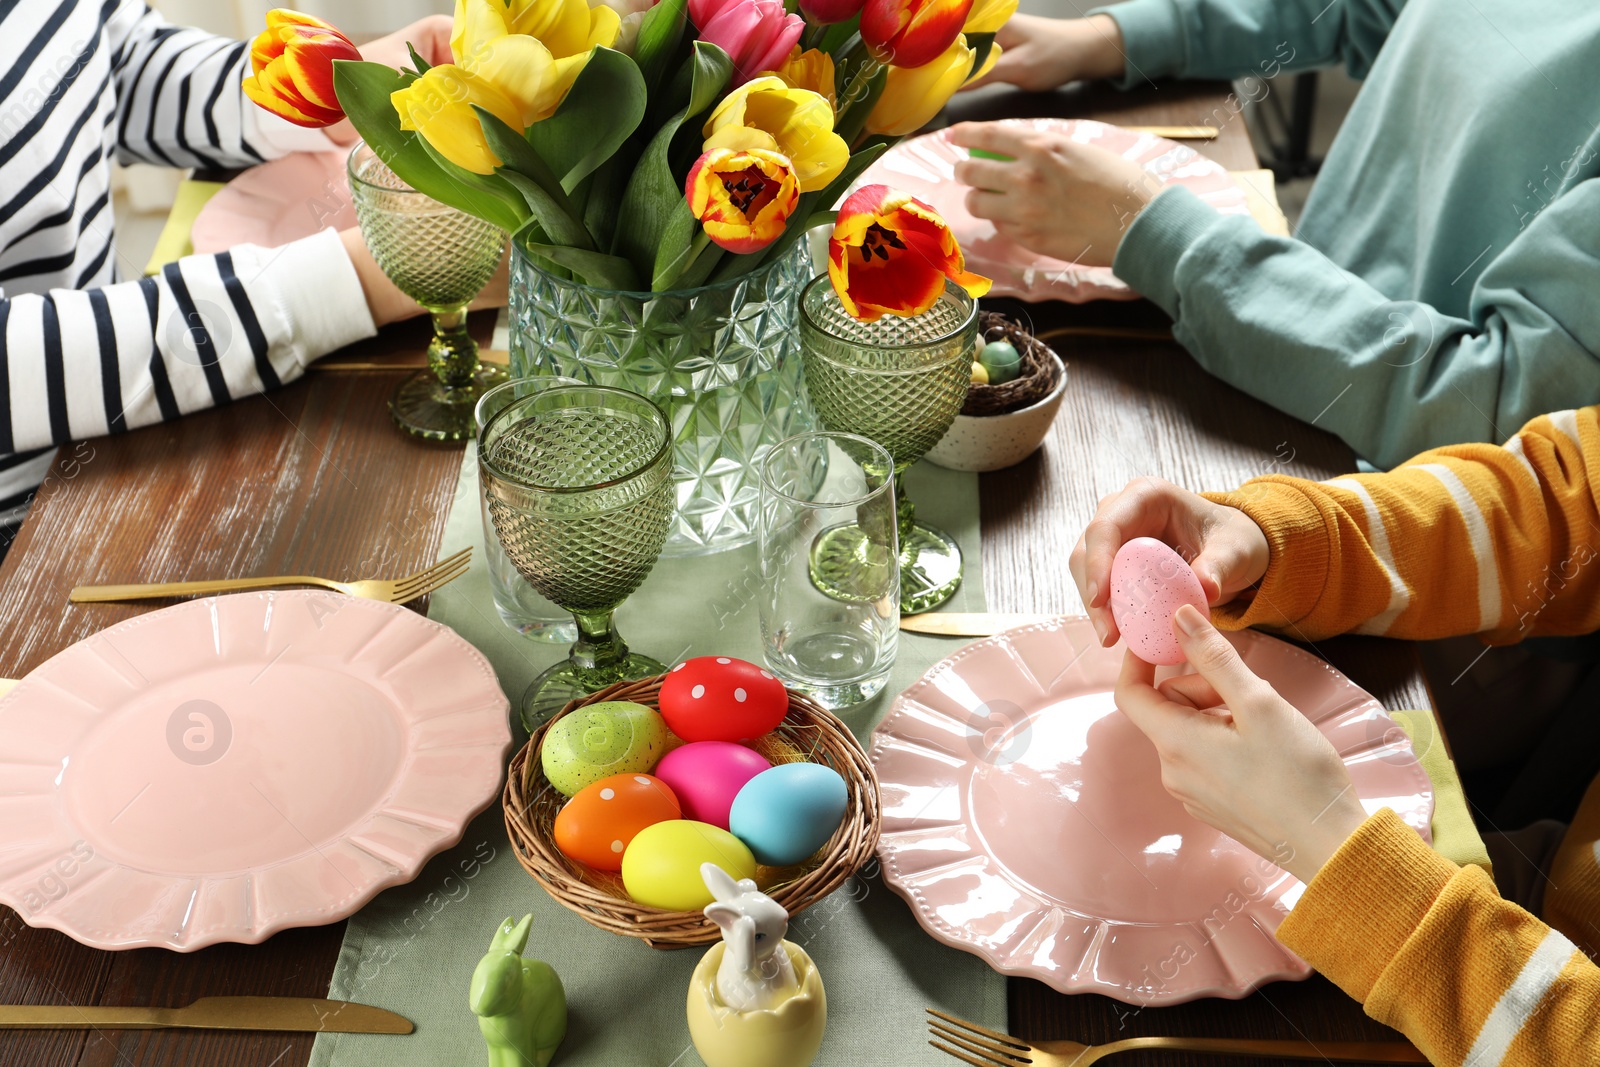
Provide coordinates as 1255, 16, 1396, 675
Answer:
691, 0, 805, 84
798, 0, 866, 24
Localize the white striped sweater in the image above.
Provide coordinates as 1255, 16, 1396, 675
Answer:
0, 0, 375, 540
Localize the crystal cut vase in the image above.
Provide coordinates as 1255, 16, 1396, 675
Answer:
507, 243, 814, 555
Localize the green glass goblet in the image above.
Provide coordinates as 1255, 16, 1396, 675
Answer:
348, 143, 508, 442
478, 384, 676, 730
799, 275, 977, 614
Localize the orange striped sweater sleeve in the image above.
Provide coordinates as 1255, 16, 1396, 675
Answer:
1277, 809, 1600, 1066
1202, 406, 1600, 643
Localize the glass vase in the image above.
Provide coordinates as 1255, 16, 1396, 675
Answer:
507, 242, 815, 555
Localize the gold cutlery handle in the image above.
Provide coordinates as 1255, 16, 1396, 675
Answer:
1116, 1037, 1427, 1063
0, 1007, 179, 1029
1124, 124, 1220, 139
70, 576, 336, 603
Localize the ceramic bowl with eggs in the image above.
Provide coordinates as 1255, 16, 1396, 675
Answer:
926, 312, 1067, 473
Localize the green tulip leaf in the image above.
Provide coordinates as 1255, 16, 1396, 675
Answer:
474, 106, 595, 250
832, 63, 887, 146
521, 239, 644, 291
633, 0, 689, 95
651, 205, 703, 290
614, 42, 733, 285
332, 60, 526, 234
527, 48, 648, 193
404, 41, 432, 75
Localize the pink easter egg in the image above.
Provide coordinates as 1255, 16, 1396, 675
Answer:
653, 741, 772, 830
1109, 537, 1209, 665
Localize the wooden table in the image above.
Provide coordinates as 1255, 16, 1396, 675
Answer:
0, 82, 1431, 1066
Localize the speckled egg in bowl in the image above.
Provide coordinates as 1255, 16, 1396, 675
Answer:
926, 349, 1067, 472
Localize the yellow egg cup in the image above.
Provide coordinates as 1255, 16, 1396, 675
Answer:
687, 941, 827, 1067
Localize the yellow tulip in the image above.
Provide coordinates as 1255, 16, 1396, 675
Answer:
963, 0, 1016, 34
391, 62, 526, 174
766, 47, 836, 114
394, 0, 620, 174
864, 34, 973, 138
702, 76, 847, 193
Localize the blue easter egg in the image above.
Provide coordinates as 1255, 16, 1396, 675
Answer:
728, 762, 848, 867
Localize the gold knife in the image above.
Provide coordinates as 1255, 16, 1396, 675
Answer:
1123, 124, 1219, 140
0, 997, 413, 1033
901, 612, 1061, 637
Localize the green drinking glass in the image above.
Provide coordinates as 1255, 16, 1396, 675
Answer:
478, 384, 676, 730
348, 143, 508, 441
798, 275, 977, 614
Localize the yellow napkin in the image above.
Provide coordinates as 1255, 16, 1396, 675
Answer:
1228, 169, 1292, 237
1392, 709, 1493, 875
142, 179, 226, 275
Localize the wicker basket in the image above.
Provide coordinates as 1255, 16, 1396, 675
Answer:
962, 311, 1064, 417
504, 675, 881, 948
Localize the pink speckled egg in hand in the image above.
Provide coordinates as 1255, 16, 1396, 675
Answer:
1109, 537, 1209, 665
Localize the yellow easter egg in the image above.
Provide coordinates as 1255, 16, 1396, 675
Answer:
621, 820, 755, 911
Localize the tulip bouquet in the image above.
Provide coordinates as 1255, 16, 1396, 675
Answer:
245, 0, 1014, 304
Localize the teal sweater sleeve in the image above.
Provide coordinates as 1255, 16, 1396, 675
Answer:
1113, 184, 1600, 469
1088, 0, 1408, 84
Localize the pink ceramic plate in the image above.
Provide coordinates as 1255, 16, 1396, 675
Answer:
191, 150, 354, 253
0, 591, 510, 951
855, 119, 1250, 302
871, 619, 1432, 1005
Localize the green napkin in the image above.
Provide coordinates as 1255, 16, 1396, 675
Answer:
309, 450, 1006, 1067
1392, 710, 1493, 875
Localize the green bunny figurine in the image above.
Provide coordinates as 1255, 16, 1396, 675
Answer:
470, 914, 567, 1067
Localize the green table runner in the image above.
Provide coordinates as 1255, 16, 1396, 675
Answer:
309, 450, 1005, 1067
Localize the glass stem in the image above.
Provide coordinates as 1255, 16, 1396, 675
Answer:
428, 304, 479, 388
894, 463, 917, 560
567, 610, 630, 674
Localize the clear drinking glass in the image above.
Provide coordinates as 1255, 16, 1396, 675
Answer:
798, 275, 978, 614
474, 377, 580, 643
478, 385, 676, 730
759, 432, 899, 709
348, 143, 508, 441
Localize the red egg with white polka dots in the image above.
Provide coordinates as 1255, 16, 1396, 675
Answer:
553, 772, 681, 871
659, 656, 788, 742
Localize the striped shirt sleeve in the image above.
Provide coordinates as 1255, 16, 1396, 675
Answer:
1277, 808, 1600, 1067
106, 2, 322, 169
1202, 406, 1600, 643
0, 228, 374, 455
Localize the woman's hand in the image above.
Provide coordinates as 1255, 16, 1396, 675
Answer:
324, 16, 454, 146
962, 14, 1126, 92
1069, 477, 1270, 647
1116, 605, 1370, 884
948, 122, 1159, 267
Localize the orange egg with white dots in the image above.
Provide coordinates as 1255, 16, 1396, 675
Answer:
553, 772, 681, 871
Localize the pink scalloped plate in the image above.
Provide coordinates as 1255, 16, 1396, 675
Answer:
0, 591, 510, 951
870, 619, 1432, 1005
191, 150, 353, 254
855, 119, 1250, 302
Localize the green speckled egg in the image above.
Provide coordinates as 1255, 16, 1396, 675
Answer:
541, 701, 669, 797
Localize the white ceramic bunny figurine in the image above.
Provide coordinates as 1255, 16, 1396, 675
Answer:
700, 862, 801, 1012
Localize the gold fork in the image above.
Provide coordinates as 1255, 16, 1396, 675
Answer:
68, 548, 473, 605
928, 1010, 1428, 1066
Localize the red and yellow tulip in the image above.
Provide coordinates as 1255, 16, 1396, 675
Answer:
685, 147, 801, 253
864, 33, 972, 137
242, 9, 360, 128
798, 0, 867, 25
828, 184, 990, 321
702, 76, 847, 192
859, 0, 972, 70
